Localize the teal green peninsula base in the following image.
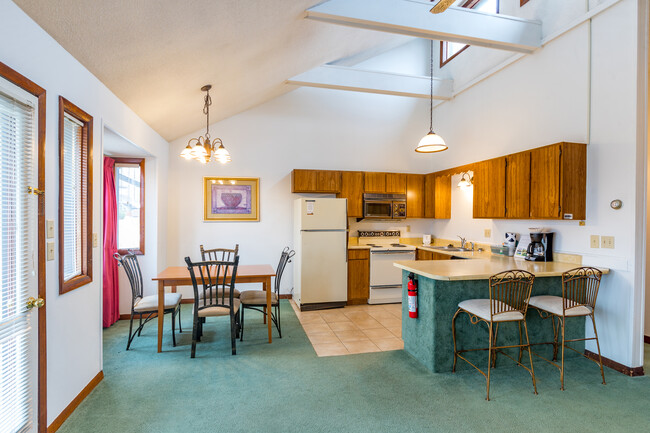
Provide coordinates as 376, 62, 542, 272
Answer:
401, 271, 585, 373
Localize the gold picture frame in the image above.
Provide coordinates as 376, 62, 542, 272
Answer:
203, 177, 259, 221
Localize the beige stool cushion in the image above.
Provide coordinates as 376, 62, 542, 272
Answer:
240, 290, 278, 305
197, 288, 240, 299
458, 299, 524, 322
528, 295, 593, 317
134, 293, 182, 312
193, 298, 241, 317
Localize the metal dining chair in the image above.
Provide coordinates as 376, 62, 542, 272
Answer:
239, 247, 294, 341
452, 269, 537, 401
527, 267, 605, 390
185, 256, 241, 358
115, 251, 182, 350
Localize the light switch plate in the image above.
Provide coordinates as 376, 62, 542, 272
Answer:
46, 242, 54, 261
590, 235, 599, 248
93, 233, 98, 248
46, 219, 54, 239
601, 236, 615, 249
484, 229, 491, 238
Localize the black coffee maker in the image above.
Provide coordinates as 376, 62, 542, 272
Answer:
525, 232, 554, 262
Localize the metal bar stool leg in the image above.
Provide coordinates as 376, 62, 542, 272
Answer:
486, 322, 493, 401
523, 319, 538, 394
560, 316, 566, 391
590, 313, 606, 385
451, 308, 461, 373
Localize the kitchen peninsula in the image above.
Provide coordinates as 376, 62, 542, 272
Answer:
394, 254, 609, 373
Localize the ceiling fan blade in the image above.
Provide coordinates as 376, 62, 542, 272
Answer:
430, 0, 455, 14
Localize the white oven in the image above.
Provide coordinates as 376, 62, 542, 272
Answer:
369, 249, 415, 304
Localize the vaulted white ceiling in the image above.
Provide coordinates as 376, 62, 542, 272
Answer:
13, 0, 404, 141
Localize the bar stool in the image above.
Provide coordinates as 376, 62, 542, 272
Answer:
527, 267, 605, 390
452, 270, 537, 401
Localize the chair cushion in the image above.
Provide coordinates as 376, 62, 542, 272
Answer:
528, 295, 593, 317
197, 288, 240, 299
193, 298, 241, 317
458, 299, 524, 322
134, 293, 182, 312
239, 290, 278, 305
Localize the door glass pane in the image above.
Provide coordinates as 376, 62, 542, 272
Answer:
116, 163, 141, 251
0, 87, 36, 433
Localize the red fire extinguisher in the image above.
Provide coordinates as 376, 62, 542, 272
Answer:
408, 272, 418, 319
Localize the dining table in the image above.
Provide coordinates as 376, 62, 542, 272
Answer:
152, 264, 276, 353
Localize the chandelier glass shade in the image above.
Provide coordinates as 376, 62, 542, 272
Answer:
180, 84, 231, 164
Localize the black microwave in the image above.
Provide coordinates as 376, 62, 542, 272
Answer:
363, 194, 407, 219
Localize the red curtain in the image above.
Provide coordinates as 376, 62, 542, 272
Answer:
103, 156, 120, 328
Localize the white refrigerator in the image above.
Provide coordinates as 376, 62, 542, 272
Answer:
293, 198, 348, 310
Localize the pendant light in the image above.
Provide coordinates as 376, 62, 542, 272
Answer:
415, 40, 447, 153
457, 172, 473, 188
179, 85, 231, 164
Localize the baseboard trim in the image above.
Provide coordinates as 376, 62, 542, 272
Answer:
47, 370, 104, 433
644, 335, 650, 344
584, 350, 644, 377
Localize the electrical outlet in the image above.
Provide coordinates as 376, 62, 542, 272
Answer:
46, 219, 54, 239
601, 236, 615, 249
484, 229, 491, 238
590, 235, 599, 248
93, 233, 98, 248
47, 242, 54, 261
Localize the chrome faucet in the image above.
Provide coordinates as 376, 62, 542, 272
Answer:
457, 235, 466, 248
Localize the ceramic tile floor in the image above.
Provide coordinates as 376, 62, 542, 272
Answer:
290, 300, 404, 356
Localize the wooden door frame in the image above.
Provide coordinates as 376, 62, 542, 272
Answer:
0, 61, 47, 433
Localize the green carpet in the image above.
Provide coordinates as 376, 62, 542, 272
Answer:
59, 301, 650, 433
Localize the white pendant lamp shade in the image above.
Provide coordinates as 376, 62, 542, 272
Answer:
214, 143, 231, 164
415, 131, 447, 153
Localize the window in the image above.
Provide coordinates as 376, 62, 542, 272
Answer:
114, 158, 145, 255
59, 97, 93, 294
440, 0, 500, 67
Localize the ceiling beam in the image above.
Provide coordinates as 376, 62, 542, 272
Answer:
286, 65, 453, 100
305, 0, 542, 54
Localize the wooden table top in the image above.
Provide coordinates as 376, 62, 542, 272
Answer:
153, 264, 276, 280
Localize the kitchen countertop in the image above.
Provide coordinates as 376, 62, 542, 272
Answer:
394, 256, 610, 281
348, 245, 372, 250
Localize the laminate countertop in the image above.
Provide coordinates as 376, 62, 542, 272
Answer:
394, 255, 610, 281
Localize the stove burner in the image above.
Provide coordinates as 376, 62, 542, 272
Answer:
390, 243, 406, 247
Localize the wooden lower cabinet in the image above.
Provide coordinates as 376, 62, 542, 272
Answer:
347, 249, 370, 305
416, 248, 451, 261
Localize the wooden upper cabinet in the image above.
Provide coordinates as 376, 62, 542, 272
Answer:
292, 169, 341, 193
530, 142, 586, 220
530, 145, 561, 219
337, 171, 364, 218
406, 174, 425, 218
364, 172, 386, 193
434, 173, 451, 219
473, 157, 506, 219
424, 173, 436, 218
385, 173, 406, 193
505, 151, 531, 219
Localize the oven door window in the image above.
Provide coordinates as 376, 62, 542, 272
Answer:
365, 201, 392, 217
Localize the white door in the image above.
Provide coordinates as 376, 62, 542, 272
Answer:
298, 230, 347, 304
297, 198, 347, 230
0, 79, 40, 433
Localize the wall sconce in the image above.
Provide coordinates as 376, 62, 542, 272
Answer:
457, 172, 473, 188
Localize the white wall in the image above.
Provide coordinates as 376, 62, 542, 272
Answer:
428, 0, 642, 367
166, 0, 645, 368
167, 87, 434, 298
0, 0, 169, 425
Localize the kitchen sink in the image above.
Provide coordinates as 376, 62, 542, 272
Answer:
430, 246, 473, 252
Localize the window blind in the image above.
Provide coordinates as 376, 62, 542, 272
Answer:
0, 88, 36, 433
62, 114, 83, 281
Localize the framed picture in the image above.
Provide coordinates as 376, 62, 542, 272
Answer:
203, 177, 259, 221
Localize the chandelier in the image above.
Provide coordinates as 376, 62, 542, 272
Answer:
180, 85, 231, 164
